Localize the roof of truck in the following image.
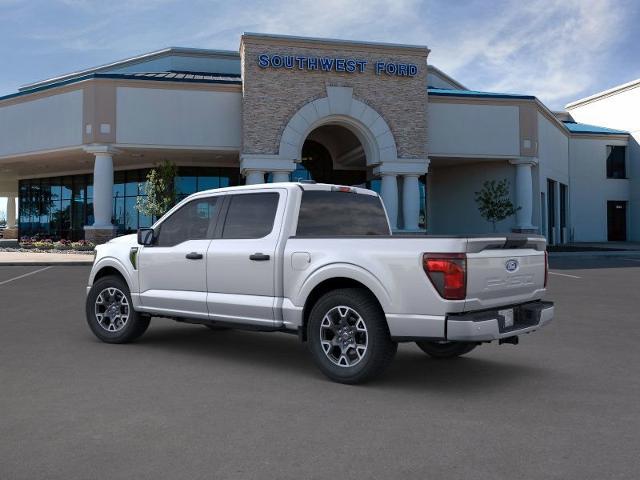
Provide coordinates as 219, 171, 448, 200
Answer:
189, 182, 379, 198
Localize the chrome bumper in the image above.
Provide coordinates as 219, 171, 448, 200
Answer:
446, 301, 554, 342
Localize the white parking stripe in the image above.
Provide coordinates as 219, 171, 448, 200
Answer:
0, 267, 52, 286
549, 271, 581, 279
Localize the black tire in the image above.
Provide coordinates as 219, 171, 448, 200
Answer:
415, 341, 477, 359
204, 324, 230, 331
307, 288, 397, 384
85, 275, 150, 344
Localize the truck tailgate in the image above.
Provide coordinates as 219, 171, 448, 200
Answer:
464, 237, 546, 310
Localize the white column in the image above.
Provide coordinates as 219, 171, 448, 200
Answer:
6, 195, 16, 229
402, 174, 421, 231
510, 158, 537, 231
271, 171, 290, 183
380, 173, 398, 230
245, 170, 265, 185
92, 152, 115, 227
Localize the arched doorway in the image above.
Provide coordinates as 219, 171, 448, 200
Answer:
295, 124, 373, 188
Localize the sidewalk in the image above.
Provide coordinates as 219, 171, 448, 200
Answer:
0, 251, 94, 266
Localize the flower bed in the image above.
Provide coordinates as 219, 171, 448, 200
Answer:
0, 237, 97, 255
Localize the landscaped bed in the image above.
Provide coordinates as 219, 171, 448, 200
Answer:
0, 238, 96, 255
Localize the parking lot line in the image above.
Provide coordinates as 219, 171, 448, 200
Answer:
0, 266, 52, 286
548, 271, 581, 279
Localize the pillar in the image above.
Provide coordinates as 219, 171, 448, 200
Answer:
402, 174, 420, 231
509, 158, 538, 232
380, 173, 398, 230
6, 195, 16, 229
84, 145, 118, 243
271, 171, 290, 183
245, 170, 265, 185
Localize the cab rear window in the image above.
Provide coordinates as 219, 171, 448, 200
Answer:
296, 191, 390, 236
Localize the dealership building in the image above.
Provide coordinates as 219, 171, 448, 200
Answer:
0, 33, 637, 243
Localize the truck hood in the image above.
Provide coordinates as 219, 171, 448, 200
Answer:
106, 233, 137, 245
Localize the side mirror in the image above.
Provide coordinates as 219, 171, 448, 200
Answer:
137, 228, 155, 246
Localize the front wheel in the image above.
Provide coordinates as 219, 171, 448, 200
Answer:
415, 341, 477, 359
86, 275, 150, 344
307, 288, 397, 384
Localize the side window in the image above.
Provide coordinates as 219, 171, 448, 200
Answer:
222, 193, 279, 239
156, 197, 219, 247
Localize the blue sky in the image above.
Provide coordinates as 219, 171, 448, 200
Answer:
1, 0, 639, 108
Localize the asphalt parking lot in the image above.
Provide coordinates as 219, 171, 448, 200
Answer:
1, 257, 639, 479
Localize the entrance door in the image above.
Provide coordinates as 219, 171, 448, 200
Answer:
607, 201, 627, 241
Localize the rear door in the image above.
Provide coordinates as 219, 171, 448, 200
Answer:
206, 190, 286, 327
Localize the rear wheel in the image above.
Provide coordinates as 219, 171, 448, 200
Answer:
86, 275, 150, 344
415, 341, 477, 359
307, 288, 397, 384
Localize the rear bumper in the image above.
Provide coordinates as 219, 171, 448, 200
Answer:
446, 301, 554, 342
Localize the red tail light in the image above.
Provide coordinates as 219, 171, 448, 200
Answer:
423, 253, 467, 300
544, 250, 549, 288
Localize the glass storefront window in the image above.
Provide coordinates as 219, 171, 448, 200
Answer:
18, 166, 240, 240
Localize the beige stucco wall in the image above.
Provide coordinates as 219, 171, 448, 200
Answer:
240, 35, 429, 160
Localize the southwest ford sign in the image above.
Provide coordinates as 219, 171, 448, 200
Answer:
257, 54, 418, 77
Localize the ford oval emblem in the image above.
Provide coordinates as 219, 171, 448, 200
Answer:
505, 259, 519, 272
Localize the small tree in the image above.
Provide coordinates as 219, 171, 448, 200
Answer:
474, 179, 520, 232
136, 160, 178, 218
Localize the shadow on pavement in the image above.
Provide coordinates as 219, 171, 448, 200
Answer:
112, 323, 549, 392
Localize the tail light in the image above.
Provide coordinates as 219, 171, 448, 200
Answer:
544, 250, 549, 288
423, 253, 466, 300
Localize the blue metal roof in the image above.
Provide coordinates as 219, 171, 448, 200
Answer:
562, 121, 628, 135
427, 87, 536, 100
0, 71, 242, 103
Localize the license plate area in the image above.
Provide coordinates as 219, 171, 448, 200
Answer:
499, 308, 514, 328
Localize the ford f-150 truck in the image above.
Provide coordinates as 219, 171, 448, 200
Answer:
86, 182, 554, 383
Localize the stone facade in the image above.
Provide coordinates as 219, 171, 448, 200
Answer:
240, 34, 429, 161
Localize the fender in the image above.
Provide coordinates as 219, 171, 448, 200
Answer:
89, 256, 139, 306
294, 262, 393, 312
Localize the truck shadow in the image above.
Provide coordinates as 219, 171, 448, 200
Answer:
135, 322, 548, 393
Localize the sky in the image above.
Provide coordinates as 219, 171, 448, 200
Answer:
1, 0, 640, 215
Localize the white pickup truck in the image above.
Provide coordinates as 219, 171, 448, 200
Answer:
86, 182, 554, 383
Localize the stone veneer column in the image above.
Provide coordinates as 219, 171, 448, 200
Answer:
84, 145, 118, 243
509, 157, 538, 232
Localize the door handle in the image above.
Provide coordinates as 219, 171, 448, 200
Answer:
186, 252, 203, 260
249, 253, 270, 261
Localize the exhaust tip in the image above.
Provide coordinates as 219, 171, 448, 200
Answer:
499, 336, 519, 345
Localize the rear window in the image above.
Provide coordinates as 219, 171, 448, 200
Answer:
296, 190, 390, 236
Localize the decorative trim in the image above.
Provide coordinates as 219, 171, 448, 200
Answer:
509, 157, 539, 166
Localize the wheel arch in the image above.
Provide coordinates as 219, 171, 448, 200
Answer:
90, 257, 135, 292
297, 266, 392, 341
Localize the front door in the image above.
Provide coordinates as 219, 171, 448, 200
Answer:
607, 201, 627, 241
206, 190, 285, 327
137, 196, 220, 319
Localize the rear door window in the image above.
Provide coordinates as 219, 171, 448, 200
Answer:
221, 193, 280, 239
296, 191, 390, 236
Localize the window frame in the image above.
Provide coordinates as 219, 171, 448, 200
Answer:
152, 195, 222, 247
